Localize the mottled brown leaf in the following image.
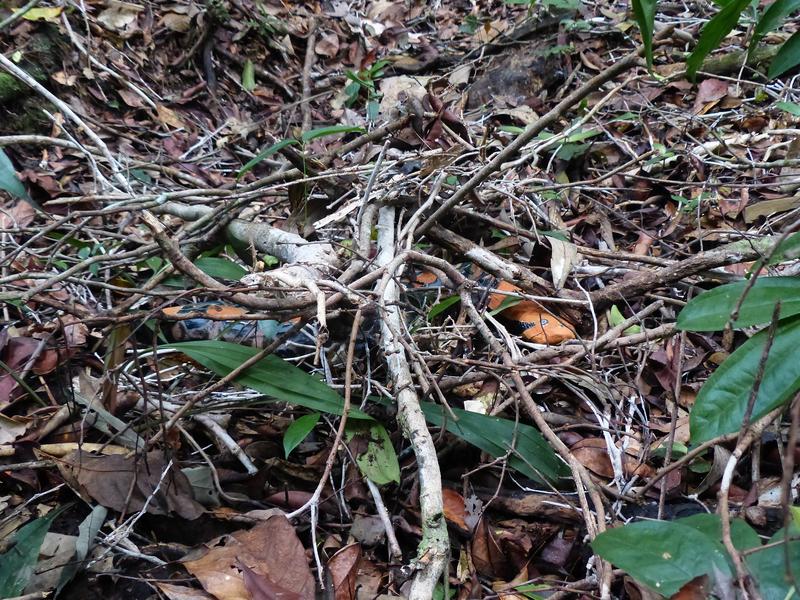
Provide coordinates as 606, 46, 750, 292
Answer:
58, 450, 203, 520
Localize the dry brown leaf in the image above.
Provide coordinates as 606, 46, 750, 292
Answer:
58, 450, 204, 520
693, 78, 729, 113
183, 515, 315, 600
156, 104, 188, 130
327, 543, 361, 600
0, 200, 36, 228
314, 31, 340, 58
442, 487, 468, 532
155, 582, 216, 599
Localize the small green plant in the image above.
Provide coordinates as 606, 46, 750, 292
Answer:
633, 0, 800, 79
343, 59, 389, 121
238, 124, 365, 178
676, 233, 800, 445
670, 191, 711, 213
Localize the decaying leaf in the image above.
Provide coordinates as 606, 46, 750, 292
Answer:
57, 450, 204, 520
327, 543, 361, 600
183, 515, 315, 600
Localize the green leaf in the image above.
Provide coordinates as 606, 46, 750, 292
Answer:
163, 341, 372, 419
678, 513, 761, 551
194, 257, 248, 280
686, 0, 752, 80
769, 30, 800, 78
690, 314, 800, 444
0, 504, 70, 597
0, 148, 30, 201
775, 100, 800, 116
238, 138, 299, 178
345, 420, 400, 484
489, 295, 523, 316
284, 412, 321, 457
677, 277, 800, 331
428, 295, 460, 320
367, 99, 381, 122
631, 0, 657, 69
301, 125, 365, 143
746, 525, 800, 600
591, 519, 732, 596
751, 0, 800, 51
421, 404, 569, 486
769, 231, 800, 263
609, 305, 642, 335
166, 342, 564, 484
242, 59, 256, 92
609, 305, 626, 328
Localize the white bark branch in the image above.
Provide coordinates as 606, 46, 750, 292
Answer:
375, 206, 448, 599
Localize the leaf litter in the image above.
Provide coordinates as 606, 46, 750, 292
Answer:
0, 0, 799, 598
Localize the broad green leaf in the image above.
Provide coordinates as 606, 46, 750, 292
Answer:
769, 30, 800, 78
687, 0, 752, 80
769, 231, 800, 263
421, 404, 569, 486
242, 59, 256, 92
163, 341, 372, 419
238, 138, 299, 178
631, 0, 657, 69
168, 341, 565, 484
345, 421, 400, 484
428, 295, 460, 320
162, 257, 246, 286
677, 277, 800, 331
776, 100, 800, 116
0, 504, 70, 597
751, 0, 800, 51
0, 148, 30, 201
690, 314, 800, 444
679, 513, 761, 551
301, 125, 364, 143
194, 257, 247, 280
284, 412, 321, 457
592, 519, 732, 596
746, 525, 800, 600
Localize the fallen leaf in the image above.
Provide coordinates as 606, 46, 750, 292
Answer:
58, 450, 204, 520
327, 543, 361, 600
549, 237, 579, 290
155, 582, 216, 599
315, 32, 340, 58
183, 515, 315, 600
15, 6, 63, 22
442, 488, 468, 531
693, 78, 728, 113
97, 2, 143, 36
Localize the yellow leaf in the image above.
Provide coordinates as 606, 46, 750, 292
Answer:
15, 6, 63, 22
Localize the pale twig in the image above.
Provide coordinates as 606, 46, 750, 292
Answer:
376, 207, 448, 599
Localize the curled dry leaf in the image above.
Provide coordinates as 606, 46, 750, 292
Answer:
183, 515, 315, 600
442, 487, 469, 532
327, 542, 361, 600
57, 450, 204, 520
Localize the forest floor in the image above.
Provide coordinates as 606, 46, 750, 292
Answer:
1, 0, 799, 599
